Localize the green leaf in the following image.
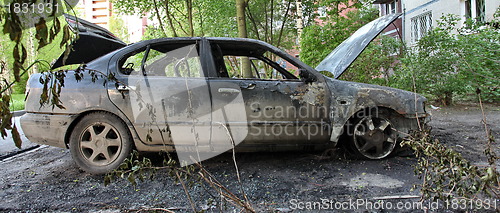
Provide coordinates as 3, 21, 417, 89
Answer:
20, 43, 27, 64
12, 44, 21, 82
104, 175, 111, 186
127, 173, 137, 186
35, 18, 48, 50
12, 124, 22, 149
60, 25, 70, 49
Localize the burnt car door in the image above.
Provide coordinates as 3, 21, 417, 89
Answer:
107, 39, 214, 155
207, 39, 331, 151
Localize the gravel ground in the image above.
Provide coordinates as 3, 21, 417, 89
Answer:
0, 103, 498, 212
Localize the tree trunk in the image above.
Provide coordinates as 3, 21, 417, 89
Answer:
186, 0, 194, 36
28, 28, 37, 74
444, 91, 453, 106
164, 0, 178, 37
152, 0, 167, 37
439, 91, 453, 106
236, 0, 252, 78
296, 0, 303, 49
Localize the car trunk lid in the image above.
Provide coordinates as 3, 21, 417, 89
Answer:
52, 14, 126, 69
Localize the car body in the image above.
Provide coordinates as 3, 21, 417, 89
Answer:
21, 13, 428, 174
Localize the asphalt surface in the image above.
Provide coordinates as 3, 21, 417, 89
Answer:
0, 106, 498, 212
0, 112, 39, 161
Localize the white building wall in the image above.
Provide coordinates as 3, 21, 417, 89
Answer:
485, 0, 500, 22
80, 0, 112, 29
77, 1, 151, 43
122, 15, 145, 43
401, 0, 499, 44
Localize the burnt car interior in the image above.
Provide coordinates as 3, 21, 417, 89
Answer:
118, 40, 306, 82
119, 41, 203, 77
210, 41, 299, 81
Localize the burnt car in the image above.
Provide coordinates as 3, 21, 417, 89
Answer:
21, 13, 428, 174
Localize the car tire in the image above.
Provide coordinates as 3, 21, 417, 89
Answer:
69, 112, 132, 174
348, 111, 398, 160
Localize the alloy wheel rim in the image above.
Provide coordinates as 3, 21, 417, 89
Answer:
79, 122, 122, 166
353, 117, 397, 159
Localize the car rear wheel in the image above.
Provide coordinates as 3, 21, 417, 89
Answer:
69, 112, 132, 174
349, 113, 398, 159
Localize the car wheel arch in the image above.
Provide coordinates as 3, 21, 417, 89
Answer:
338, 106, 404, 139
345, 106, 405, 130
339, 106, 405, 159
349, 106, 401, 119
64, 110, 138, 150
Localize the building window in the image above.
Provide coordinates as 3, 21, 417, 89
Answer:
411, 12, 432, 43
385, 1, 397, 14
465, 0, 485, 22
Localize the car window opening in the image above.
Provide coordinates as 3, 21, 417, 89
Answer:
215, 50, 300, 81
119, 43, 203, 78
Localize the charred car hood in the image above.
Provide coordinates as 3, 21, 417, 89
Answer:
52, 14, 126, 69
315, 13, 401, 79
326, 78, 427, 117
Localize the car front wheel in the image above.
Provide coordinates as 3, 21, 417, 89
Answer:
349, 113, 398, 159
69, 112, 132, 174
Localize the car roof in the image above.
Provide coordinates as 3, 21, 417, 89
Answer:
130, 37, 272, 57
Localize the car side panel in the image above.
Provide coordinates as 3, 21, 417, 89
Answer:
209, 79, 331, 147
20, 113, 77, 148
23, 72, 114, 114
325, 78, 428, 143
21, 72, 123, 147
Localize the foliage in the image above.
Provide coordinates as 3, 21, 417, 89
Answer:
245, 0, 297, 49
112, 0, 237, 37
10, 68, 28, 94
105, 150, 255, 212
112, 0, 316, 51
454, 21, 500, 103
9, 93, 25, 111
343, 35, 403, 85
1, 24, 66, 94
196, 0, 237, 37
402, 94, 498, 202
300, 4, 378, 67
141, 26, 167, 41
391, 13, 500, 105
0, 0, 76, 147
109, 15, 129, 43
303, 5, 499, 105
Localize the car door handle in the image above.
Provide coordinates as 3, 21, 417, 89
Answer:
117, 85, 136, 91
240, 83, 256, 90
218, 88, 241, 94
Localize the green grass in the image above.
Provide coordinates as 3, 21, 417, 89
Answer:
9, 93, 25, 111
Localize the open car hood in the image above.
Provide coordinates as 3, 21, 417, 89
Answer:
52, 14, 126, 69
315, 13, 401, 79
